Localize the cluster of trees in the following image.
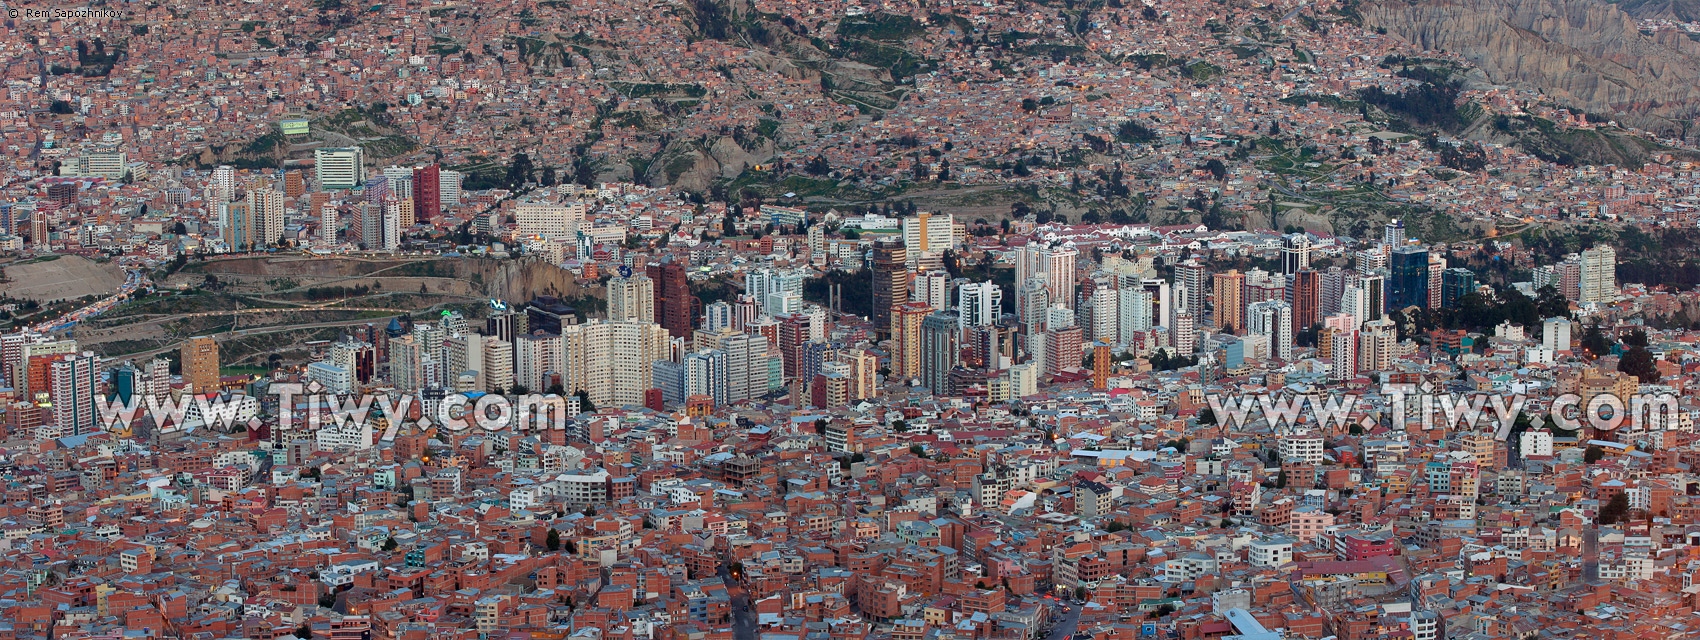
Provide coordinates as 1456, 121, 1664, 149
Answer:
1116, 120, 1159, 144
1432, 284, 1570, 333
1358, 81, 1465, 131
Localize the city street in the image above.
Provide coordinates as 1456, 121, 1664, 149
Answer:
1045, 602, 1082, 640
719, 564, 759, 640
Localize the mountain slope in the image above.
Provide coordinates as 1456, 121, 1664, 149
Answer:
1362, 0, 1700, 137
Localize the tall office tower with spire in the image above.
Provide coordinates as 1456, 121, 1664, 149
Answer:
872, 238, 909, 340
607, 274, 656, 323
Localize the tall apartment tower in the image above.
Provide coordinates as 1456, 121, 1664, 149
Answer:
181, 336, 219, 393
607, 274, 656, 323
1579, 245, 1617, 303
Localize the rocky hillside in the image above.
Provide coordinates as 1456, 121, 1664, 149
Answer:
1362, 0, 1700, 138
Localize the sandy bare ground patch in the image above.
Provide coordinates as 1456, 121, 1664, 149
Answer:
0, 255, 124, 302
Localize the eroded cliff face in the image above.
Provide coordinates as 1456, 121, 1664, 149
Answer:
1363, 0, 1700, 135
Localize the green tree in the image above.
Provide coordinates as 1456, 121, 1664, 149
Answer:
1581, 323, 1612, 357
546, 529, 561, 551
1599, 491, 1629, 525
1618, 346, 1660, 384
1584, 445, 1605, 464
382, 536, 398, 551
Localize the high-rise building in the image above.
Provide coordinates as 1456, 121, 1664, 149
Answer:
446, 333, 486, 392
1441, 268, 1476, 308
283, 170, 305, 198
180, 336, 219, 393
1091, 341, 1112, 390
438, 169, 463, 209
1212, 270, 1245, 333
1044, 326, 1083, 376
913, 270, 950, 313
1543, 317, 1572, 354
844, 348, 880, 401
251, 184, 286, 248
1388, 246, 1430, 312
412, 164, 441, 223
1319, 267, 1347, 317
1175, 259, 1208, 318
221, 199, 255, 251
1579, 245, 1617, 303
557, 321, 669, 406
1044, 244, 1079, 310
607, 274, 655, 323
891, 302, 932, 382
1119, 286, 1153, 340
1356, 248, 1387, 275
1327, 326, 1358, 381
513, 333, 562, 393
647, 259, 695, 338
483, 338, 514, 393
958, 281, 1002, 328
1427, 253, 1447, 309
1359, 319, 1397, 372
872, 238, 909, 340
514, 201, 587, 239
1018, 277, 1050, 332
319, 202, 337, 247
1087, 283, 1117, 342
49, 352, 98, 435
919, 311, 959, 394
695, 328, 772, 404
315, 147, 365, 190
1248, 300, 1294, 361
1281, 234, 1312, 274
1384, 219, 1405, 247
901, 211, 955, 266
381, 197, 404, 251
212, 165, 236, 205
1291, 269, 1319, 337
